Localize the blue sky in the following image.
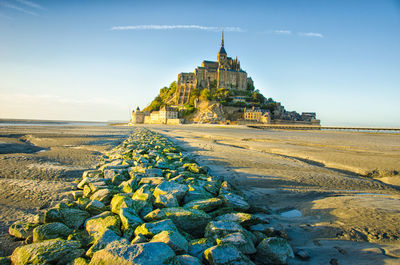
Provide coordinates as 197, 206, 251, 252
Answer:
0, 0, 399, 126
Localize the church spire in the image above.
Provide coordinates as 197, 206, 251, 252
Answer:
218, 30, 227, 55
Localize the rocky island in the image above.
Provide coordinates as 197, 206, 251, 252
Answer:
130, 33, 320, 126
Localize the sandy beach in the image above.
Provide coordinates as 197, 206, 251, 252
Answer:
1, 124, 399, 264
0, 125, 132, 256
147, 124, 400, 264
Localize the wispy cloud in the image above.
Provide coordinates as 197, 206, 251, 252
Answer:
14, 0, 44, 10
298, 32, 324, 38
263, 29, 324, 38
0, 1, 38, 15
110, 25, 244, 32
274, 30, 292, 35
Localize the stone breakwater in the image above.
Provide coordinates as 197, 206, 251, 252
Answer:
3, 128, 295, 265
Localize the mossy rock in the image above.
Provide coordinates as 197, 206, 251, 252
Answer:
8, 221, 38, 239
85, 211, 121, 240
134, 219, 178, 238
216, 232, 256, 255
32, 222, 72, 242
150, 230, 189, 254
44, 203, 90, 229
188, 238, 214, 261
204, 221, 246, 241
255, 237, 294, 265
111, 194, 142, 214
89, 242, 176, 265
162, 207, 211, 238
203, 244, 255, 265
183, 198, 223, 212
10, 238, 83, 265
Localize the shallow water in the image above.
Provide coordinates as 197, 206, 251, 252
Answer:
280, 209, 302, 218
356, 193, 392, 196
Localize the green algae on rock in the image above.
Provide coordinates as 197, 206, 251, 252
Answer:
11, 238, 83, 265
8, 221, 38, 240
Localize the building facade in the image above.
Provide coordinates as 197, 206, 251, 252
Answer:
244, 106, 271, 124
130, 107, 146, 124
143, 106, 179, 124
176, 32, 253, 105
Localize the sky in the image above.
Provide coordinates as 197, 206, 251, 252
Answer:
0, 0, 399, 126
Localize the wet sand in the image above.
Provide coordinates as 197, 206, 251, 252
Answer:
1, 124, 400, 264
147, 124, 400, 265
0, 125, 132, 256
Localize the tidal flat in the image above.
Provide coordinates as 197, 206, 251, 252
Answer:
0, 124, 399, 264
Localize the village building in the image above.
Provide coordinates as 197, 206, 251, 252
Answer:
143, 106, 179, 124
243, 106, 271, 124
130, 107, 146, 124
176, 32, 254, 105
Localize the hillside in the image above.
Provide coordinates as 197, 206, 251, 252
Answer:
144, 81, 318, 124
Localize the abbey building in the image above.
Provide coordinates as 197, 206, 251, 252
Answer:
176, 32, 253, 105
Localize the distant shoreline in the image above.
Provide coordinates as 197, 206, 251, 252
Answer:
1, 119, 399, 133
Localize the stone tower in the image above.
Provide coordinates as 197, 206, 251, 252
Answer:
217, 31, 228, 68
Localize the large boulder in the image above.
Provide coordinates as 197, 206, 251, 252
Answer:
89, 242, 176, 265
132, 184, 154, 217
183, 184, 213, 204
145, 168, 163, 177
44, 203, 90, 229
85, 211, 121, 240
134, 219, 178, 238
86, 229, 129, 257
175, 255, 202, 265
188, 238, 214, 261
183, 198, 223, 212
255, 237, 294, 265
120, 179, 139, 193
150, 230, 189, 254
154, 193, 180, 208
153, 181, 189, 202
8, 221, 38, 239
146, 207, 211, 238
110, 194, 140, 214
204, 221, 246, 241
220, 193, 250, 212
90, 188, 113, 204
10, 238, 83, 265
119, 207, 144, 240
82, 170, 103, 179
183, 163, 206, 174
85, 199, 106, 215
216, 232, 256, 254
32, 222, 72, 242
119, 208, 143, 230
203, 244, 255, 265
215, 213, 253, 226
215, 212, 269, 228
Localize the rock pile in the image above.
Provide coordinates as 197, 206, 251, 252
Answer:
3, 129, 294, 265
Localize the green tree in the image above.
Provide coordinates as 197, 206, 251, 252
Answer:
200, 88, 211, 100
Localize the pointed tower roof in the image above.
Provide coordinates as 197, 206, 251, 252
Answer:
218, 31, 227, 55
